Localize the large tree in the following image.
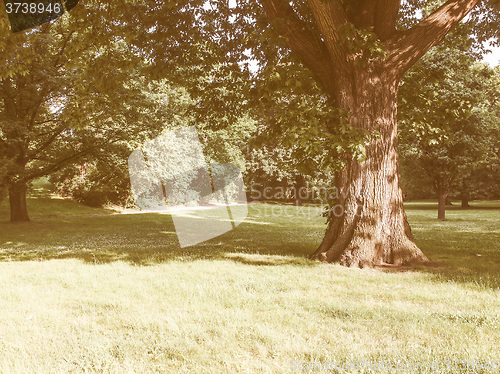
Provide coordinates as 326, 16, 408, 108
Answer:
1, 0, 256, 221
0, 1, 164, 222
244, 0, 499, 267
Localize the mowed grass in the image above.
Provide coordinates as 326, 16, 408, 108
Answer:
0, 196, 499, 373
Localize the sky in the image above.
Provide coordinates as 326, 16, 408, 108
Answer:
483, 45, 500, 67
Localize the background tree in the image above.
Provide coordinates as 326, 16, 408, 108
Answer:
52, 82, 257, 208
1, 0, 256, 217
460, 65, 500, 205
399, 43, 499, 219
0, 3, 168, 221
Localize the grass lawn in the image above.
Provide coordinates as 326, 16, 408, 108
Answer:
0, 195, 499, 373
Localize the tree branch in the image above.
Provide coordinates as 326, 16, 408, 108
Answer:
53, 30, 76, 69
259, 0, 336, 94
27, 125, 66, 160
307, 0, 349, 73
374, 0, 401, 41
24, 138, 122, 182
25, 150, 90, 182
386, 0, 480, 76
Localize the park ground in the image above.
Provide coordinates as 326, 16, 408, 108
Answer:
0, 184, 499, 373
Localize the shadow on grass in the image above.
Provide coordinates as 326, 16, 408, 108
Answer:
1, 198, 499, 289
0, 206, 321, 268
404, 200, 500, 211
414, 238, 500, 290
380, 206, 500, 289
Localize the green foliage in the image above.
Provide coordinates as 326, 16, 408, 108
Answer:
337, 23, 387, 64
0, 1, 153, 194
248, 56, 371, 180
1, 0, 499, 213
0, 3, 206, 209
51, 146, 134, 207
47, 80, 255, 208
399, 43, 500, 200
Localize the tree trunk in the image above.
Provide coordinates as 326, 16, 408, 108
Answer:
445, 196, 453, 206
294, 174, 305, 206
460, 182, 470, 208
310, 69, 429, 267
461, 197, 470, 208
9, 185, 30, 222
437, 179, 448, 221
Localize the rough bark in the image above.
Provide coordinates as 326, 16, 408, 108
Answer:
9, 185, 30, 222
310, 68, 428, 267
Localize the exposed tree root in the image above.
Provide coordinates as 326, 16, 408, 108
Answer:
310, 207, 429, 268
